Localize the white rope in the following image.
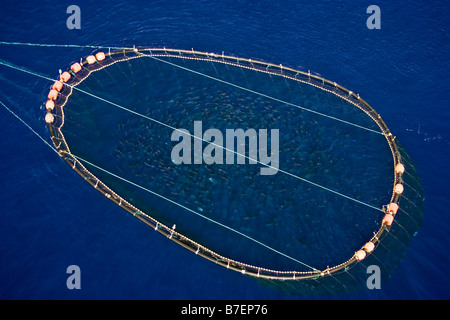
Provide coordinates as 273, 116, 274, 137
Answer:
0, 59, 383, 212
146, 54, 384, 135
0, 40, 132, 51
69, 85, 383, 211
0, 100, 58, 155
0, 98, 318, 271
0, 40, 384, 135
68, 151, 318, 271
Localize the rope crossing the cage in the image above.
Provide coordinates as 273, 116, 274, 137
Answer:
0, 41, 384, 135
145, 54, 384, 135
0, 56, 384, 213
0, 98, 318, 271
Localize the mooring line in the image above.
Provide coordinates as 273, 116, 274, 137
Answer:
0, 100, 58, 154
0, 40, 132, 51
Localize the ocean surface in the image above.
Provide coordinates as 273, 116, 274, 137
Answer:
0, 0, 449, 300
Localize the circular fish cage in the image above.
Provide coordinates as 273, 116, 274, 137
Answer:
44, 48, 424, 294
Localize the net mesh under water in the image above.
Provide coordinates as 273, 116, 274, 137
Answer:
44, 49, 424, 294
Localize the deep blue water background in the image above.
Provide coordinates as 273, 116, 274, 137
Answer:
0, 0, 448, 299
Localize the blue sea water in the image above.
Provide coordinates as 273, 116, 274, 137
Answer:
0, 0, 449, 300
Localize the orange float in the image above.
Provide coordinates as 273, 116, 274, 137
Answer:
363, 241, 375, 253
95, 52, 106, 61
395, 163, 405, 174
382, 214, 394, 226
70, 62, 82, 73
394, 183, 404, 195
355, 250, 366, 261
45, 113, 54, 124
45, 100, 55, 111
48, 89, 58, 101
86, 55, 97, 64
387, 203, 399, 215
60, 71, 71, 82
52, 81, 63, 92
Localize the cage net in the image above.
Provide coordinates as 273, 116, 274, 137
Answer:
44, 48, 424, 294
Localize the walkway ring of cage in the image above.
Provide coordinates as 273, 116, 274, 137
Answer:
40, 47, 410, 281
